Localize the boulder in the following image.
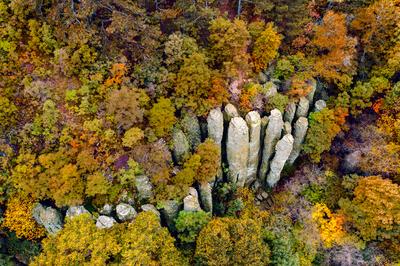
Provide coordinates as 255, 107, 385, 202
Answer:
135, 175, 153, 201
227, 117, 249, 187
284, 102, 296, 124
314, 99, 327, 112
116, 203, 137, 221
224, 103, 239, 121
99, 203, 113, 215
159, 200, 180, 229
172, 129, 190, 164
181, 111, 201, 150
184, 187, 202, 212
245, 111, 261, 185
267, 134, 294, 187
199, 182, 213, 213
287, 117, 309, 164
283, 121, 292, 135
32, 204, 62, 235
296, 97, 310, 118
259, 109, 284, 183
96, 216, 116, 229
65, 206, 90, 219
141, 204, 161, 219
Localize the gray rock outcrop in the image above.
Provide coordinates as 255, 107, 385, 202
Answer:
296, 97, 310, 118
141, 204, 161, 218
184, 187, 202, 212
172, 129, 190, 164
314, 99, 327, 112
245, 111, 261, 185
287, 117, 309, 164
283, 121, 292, 135
306, 79, 317, 103
135, 175, 153, 201
199, 182, 213, 213
224, 103, 239, 121
116, 203, 137, 221
96, 215, 116, 229
267, 134, 294, 187
32, 204, 62, 235
66, 206, 90, 219
227, 117, 249, 187
259, 109, 283, 183
284, 102, 297, 124
181, 111, 201, 150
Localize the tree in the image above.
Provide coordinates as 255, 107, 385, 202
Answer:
122, 127, 144, 148
174, 53, 214, 115
175, 210, 211, 245
120, 212, 186, 265
2, 197, 45, 240
148, 98, 177, 138
339, 176, 400, 242
252, 23, 282, 72
209, 18, 252, 79
195, 217, 270, 265
312, 11, 357, 88
303, 108, 343, 163
31, 214, 120, 266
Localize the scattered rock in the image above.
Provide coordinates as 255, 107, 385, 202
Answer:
32, 204, 63, 235
184, 187, 202, 212
227, 117, 249, 187
296, 97, 310, 118
135, 175, 153, 201
65, 206, 90, 219
96, 215, 116, 229
116, 203, 137, 221
261, 191, 269, 199
314, 99, 327, 112
259, 109, 283, 183
287, 117, 309, 164
172, 129, 190, 164
267, 134, 294, 187
246, 111, 261, 185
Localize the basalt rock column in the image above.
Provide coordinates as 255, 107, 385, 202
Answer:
227, 117, 249, 187
245, 111, 261, 185
267, 134, 294, 187
287, 117, 308, 164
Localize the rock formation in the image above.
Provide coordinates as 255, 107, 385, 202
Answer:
224, 103, 239, 121
207, 108, 224, 146
227, 117, 249, 187
199, 182, 213, 212
296, 97, 310, 118
259, 109, 283, 183
284, 102, 296, 124
287, 117, 308, 164
246, 111, 261, 185
32, 204, 63, 235
183, 187, 202, 212
96, 215, 116, 229
267, 134, 294, 187
135, 175, 153, 201
172, 129, 190, 164
116, 203, 137, 221
66, 206, 90, 219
